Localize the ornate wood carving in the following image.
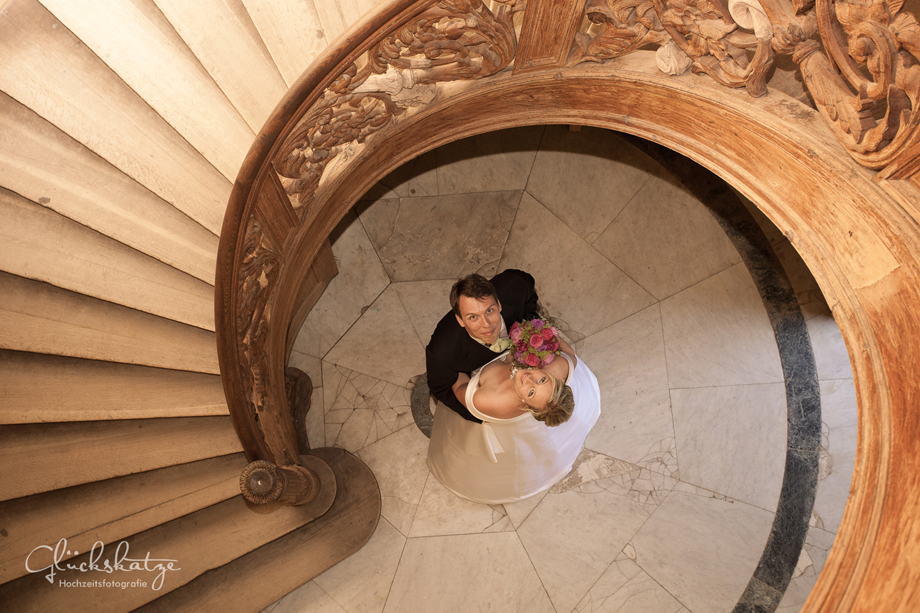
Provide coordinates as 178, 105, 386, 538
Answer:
236, 217, 299, 466
569, 0, 671, 66
566, 0, 920, 160
795, 0, 920, 169
216, 0, 920, 604
273, 0, 521, 213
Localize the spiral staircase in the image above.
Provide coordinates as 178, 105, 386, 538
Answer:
1, 0, 919, 610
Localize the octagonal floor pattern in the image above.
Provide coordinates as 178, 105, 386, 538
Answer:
264, 126, 856, 613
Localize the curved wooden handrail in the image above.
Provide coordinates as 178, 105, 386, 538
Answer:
216, 0, 920, 609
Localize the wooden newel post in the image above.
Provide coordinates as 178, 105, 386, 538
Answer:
240, 460, 320, 506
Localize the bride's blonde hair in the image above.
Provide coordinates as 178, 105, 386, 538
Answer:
522, 375, 575, 427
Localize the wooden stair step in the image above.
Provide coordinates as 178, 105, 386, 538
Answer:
0, 417, 242, 501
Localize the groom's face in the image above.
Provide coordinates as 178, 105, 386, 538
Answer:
456, 295, 503, 344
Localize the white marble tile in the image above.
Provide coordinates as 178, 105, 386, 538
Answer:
289, 350, 324, 386
408, 473, 503, 537
392, 279, 457, 346
660, 262, 784, 388
575, 555, 685, 612
562, 466, 678, 516
383, 532, 554, 613
321, 361, 414, 452
813, 423, 857, 533
435, 126, 544, 195
581, 305, 674, 466
525, 126, 660, 243
503, 490, 546, 529
548, 449, 635, 494
670, 383, 787, 511
377, 150, 439, 198
806, 311, 854, 380
820, 378, 857, 431
517, 487, 651, 612
313, 518, 406, 613
358, 425, 431, 536
630, 488, 775, 613
325, 285, 426, 387
500, 193, 657, 337
271, 581, 347, 613
358, 191, 519, 281
592, 165, 741, 300
293, 210, 390, 358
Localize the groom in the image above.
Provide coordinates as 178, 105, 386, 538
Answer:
426, 269, 541, 423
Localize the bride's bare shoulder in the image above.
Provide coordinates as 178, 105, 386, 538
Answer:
472, 386, 524, 420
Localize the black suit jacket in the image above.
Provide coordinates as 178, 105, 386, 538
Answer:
425, 269, 540, 422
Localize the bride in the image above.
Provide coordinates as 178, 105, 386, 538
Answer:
427, 336, 601, 504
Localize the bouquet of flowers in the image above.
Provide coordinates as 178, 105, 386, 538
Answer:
509, 318, 561, 369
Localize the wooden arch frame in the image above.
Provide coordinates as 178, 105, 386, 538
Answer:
216, 1, 920, 609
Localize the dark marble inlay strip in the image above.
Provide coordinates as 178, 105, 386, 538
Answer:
625, 135, 822, 613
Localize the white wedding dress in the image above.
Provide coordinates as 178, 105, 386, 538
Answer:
427, 351, 601, 504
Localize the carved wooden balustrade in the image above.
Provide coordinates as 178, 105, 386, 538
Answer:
216, 0, 920, 609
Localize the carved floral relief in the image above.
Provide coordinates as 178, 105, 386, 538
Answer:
274, 0, 523, 213
237, 218, 280, 443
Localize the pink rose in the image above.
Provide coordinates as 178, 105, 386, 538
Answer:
541, 328, 554, 341
529, 334, 543, 348
544, 353, 554, 365
525, 353, 540, 367
547, 340, 559, 352
550, 327, 559, 337
510, 325, 523, 342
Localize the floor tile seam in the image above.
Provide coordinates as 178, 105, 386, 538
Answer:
575, 299, 663, 348
657, 301, 682, 480
404, 471, 435, 538
380, 519, 412, 613
667, 477, 775, 512
519, 183, 659, 303
629, 554, 694, 613
674, 476, 784, 516
312, 578, 349, 612
321, 351, 419, 389
495, 188, 529, 273
357, 199, 397, 249
587, 158, 660, 251
390, 282, 429, 353
657, 259, 750, 309
509, 524, 565, 613
412, 187, 527, 199
319, 280, 393, 361
523, 124, 549, 197
666, 377, 787, 392
355, 210, 396, 284
351, 420, 416, 458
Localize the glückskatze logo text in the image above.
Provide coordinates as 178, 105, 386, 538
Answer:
25, 538, 180, 590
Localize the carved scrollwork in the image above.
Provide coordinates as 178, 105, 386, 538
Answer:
795, 0, 920, 167
237, 218, 280, 431
274, 0, 521, 212
655, 0, 776, 96
568, 0, 672, 66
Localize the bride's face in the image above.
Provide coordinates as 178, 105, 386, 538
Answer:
515, 369, 554, 410
456, 295, 503, 344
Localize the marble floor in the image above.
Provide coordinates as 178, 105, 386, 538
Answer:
268, 126, 857, 613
